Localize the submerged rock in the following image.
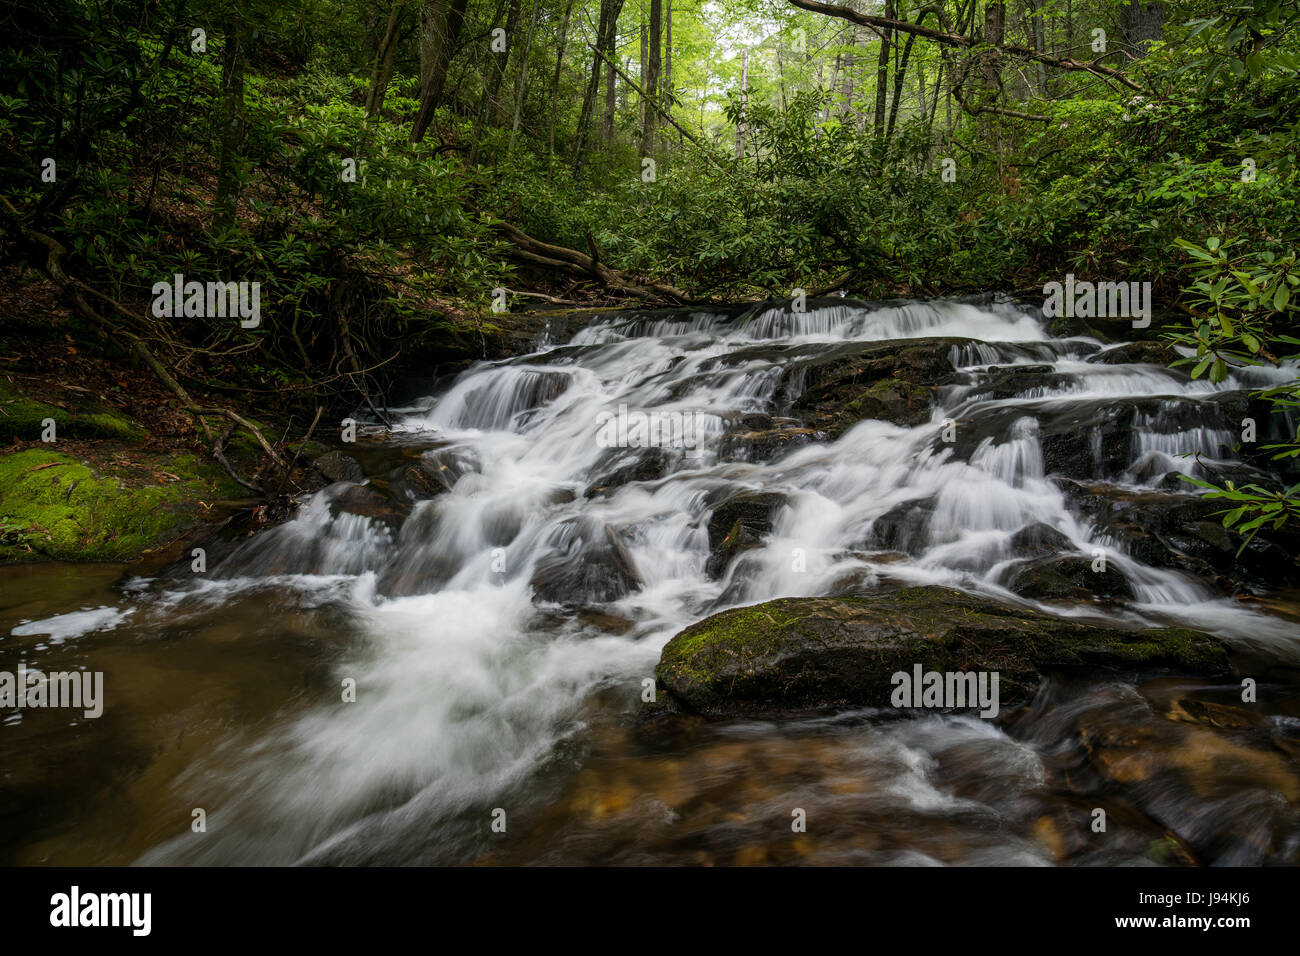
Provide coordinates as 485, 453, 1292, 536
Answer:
654, 586, 1229, 718
717, 415, 821, 463
530, 520, 641, 605
705, 491, 787, 578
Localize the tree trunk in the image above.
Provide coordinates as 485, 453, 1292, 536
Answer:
664, 0, 672, 114
1120, 1, 1164, 58
486, 0, 522, 127
642, 0, 661, 154
510, 0, 541, 148
409, 0, 469, 144
840, 40, 854, 119
215, 16, 246, 232
418, 0, 447, 94
366, 2, 408, 117
603, 51, 617, 143
873, 0, 892, 137
573, 0, 624, 178
887, 33, 917, 138
735, 48, 748, 160
548, 0, 574, 155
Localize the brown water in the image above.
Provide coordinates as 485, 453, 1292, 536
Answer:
5, 299, 1300, 866
3, 562, 1299, 866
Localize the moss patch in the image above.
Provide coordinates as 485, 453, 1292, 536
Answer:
0, 448, 242, 562
656, 586, 1231, 718
0, 381, 146, 443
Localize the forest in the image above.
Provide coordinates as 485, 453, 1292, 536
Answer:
1, 0, 1299, 873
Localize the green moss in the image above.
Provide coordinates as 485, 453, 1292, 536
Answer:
0, 448, 236, 562
655, 586, 1230, 718
0, 381, 146, 443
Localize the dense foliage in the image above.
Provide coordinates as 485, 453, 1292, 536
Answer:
1, 0, 1297, 533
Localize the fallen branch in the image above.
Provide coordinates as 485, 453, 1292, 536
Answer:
494, 219, 697, 303
0, 194, 285, 490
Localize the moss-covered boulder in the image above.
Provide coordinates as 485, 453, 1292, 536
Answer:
792, 339, 956, 435
0, 448, 241, 562
655, 586, 1229, 718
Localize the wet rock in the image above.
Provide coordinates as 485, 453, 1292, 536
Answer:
326, 483, 402, 530
718, 416, 821, 463
576, 608, 637, 635
420, 446, 479, 493
1076, 697, 1300, 862
655, 585, 1229, 718
1091, 341, 1180, 367
530, 521, 641, 605
387, 462, 444, 504
1009, 522, 1075, 557
706, 491, 787, 578
844, 379, 932, 427
864, 498, 935, 555
974, 365, 1075, 401
1006, 555, 1135, 602
791, 339, 958, 435
313, 451, 365, 484
1055, 479, 1300, 590
584, 448, 670, 498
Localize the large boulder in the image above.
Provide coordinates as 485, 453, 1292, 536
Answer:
791, 339, 957, 435
654, 586, 1229, 719
1056, 479, 1300, 591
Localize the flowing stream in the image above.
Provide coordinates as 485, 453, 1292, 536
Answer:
3, 296, 1300, 865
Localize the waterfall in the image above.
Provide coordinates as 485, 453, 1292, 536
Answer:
107, 295, 1299, 864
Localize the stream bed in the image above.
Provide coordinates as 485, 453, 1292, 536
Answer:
3, 296, 1300, 865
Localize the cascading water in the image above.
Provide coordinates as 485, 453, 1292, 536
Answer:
7, 296, 1300, 865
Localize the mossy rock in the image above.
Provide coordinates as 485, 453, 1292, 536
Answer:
0, 381, 146, 443
0, 448, 238, 562
655, 585, 1229, 718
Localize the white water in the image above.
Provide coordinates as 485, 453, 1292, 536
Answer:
75, 296, 1295, 864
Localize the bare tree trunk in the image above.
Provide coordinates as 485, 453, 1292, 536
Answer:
410, 0, 469, 144
873, 0, 892, 137
664, 0, 672, 114
419, 0, 443, 94
840, 39, 855, 119
486, 0, 523, 127
824, 52, 840, 124
548, 0, 574, 155
573, 0, 624, 177
735, 48, 748, 159
215, 16, 246, 232
1029, 0, 1046, 93
1120, 1, 1164, 58
887, 33, 918, 137
603, 46, 617, 142
642, 0, 661, 154
366, 2, 408, 117
510, 0, 541, 149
